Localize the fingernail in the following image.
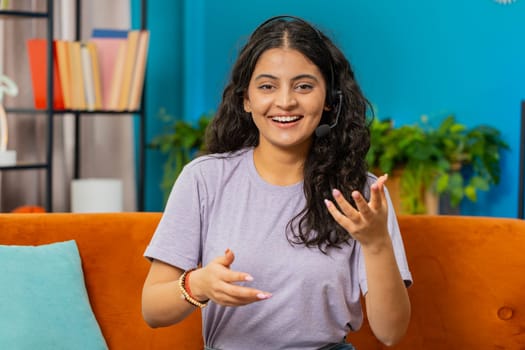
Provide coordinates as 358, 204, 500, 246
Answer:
332, 189, 341, 197
225, 248, 230, 254
245, 275, 254, 281
352, 191, 360, 199
257, 293, 272, 300
324, 199, 332, 208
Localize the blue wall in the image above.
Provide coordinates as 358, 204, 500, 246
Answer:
131, 0, 184, 211
142, 0, 525, 217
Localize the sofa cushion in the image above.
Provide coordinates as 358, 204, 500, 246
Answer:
0, 240, 108, 349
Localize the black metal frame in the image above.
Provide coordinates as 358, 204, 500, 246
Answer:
0, 3, 53, 211
519, 101, 525, 219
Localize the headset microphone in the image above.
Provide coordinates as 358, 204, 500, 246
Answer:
315, 91, 343, 138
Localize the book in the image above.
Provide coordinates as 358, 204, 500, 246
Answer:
107, 40, 128, 110
86, 42, 103, 110
91, 28, 129, 39
117, 30, 141, 111
128, 30, 150, 110
26, 39, 65, 110
68, 41, 86, 110
80, 43, 95, 110
55, 40, 72, 109
90, 28, 128, 110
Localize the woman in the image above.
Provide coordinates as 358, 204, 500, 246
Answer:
142, 15, 412, 350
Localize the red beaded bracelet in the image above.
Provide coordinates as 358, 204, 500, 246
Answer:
178, 268, 209, 308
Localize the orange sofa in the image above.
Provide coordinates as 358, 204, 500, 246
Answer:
0, 213, 524, 349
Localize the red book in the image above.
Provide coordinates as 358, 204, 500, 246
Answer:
26, 39, 65, 110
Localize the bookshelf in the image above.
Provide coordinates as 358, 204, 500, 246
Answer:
0, 0, 147, 212
0, 2, 54, 212
71, 0, 148, 212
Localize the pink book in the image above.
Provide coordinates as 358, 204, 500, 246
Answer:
90, 37, 126, 110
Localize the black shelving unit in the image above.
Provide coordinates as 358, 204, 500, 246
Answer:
72, 0, 147, 211
0, 2, 54, 211
0, 0, 147, 212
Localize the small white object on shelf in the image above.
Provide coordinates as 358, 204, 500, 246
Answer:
0, 149, 15, 166
0, 106, 16, 166
0, 75, 19, 166
71, 178, 123, 212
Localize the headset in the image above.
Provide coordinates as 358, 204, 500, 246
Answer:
251, 15, 343, 138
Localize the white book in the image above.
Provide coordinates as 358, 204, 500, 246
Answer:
80, 44, 95, 111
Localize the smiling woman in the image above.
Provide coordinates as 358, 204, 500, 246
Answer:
142, 16, 412, 349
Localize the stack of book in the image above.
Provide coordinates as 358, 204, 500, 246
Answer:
27, 28, 150, 111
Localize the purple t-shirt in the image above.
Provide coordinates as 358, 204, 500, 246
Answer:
144, 148, 412, 350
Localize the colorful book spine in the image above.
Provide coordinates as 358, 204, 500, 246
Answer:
128, 30, 150, 110
117, 30, 141, 111
91, 28, 129, 110
91, 28, 129, 39
26, 39, 65, 110
80, 43, 95, 111
68, 41, 86, 110
86, 42, 103, 110
55, 40, 72, 109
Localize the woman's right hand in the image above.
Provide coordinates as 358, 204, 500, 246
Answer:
189, 249, 272, 306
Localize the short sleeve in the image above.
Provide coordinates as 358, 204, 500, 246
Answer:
144, 164, 204, 270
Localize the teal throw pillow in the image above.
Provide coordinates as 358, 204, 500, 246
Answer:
0, 240, 108, 350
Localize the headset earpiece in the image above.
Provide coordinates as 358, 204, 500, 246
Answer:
332, 90, 342, 107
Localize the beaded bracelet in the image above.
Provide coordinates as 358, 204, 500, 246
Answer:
178, 268, 209, 308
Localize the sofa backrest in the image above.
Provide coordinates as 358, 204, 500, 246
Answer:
0, 212, 202, 349
1, 213, 524, 349
349, 215, 525, 349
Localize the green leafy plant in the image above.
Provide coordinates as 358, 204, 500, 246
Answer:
149, 108, 212, 201
367, 115, 509, 214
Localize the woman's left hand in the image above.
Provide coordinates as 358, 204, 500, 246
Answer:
324, 174, 389, 249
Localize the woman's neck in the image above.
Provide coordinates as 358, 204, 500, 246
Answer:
252, 145, 308, 186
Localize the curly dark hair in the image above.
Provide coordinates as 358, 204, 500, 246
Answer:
205, 16, 371, 251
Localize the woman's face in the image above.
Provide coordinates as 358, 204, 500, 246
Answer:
244, 47, 328, 153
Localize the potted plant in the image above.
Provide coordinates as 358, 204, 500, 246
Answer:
149, 108, 212, 201
367, 115, 509, 214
